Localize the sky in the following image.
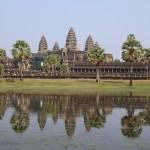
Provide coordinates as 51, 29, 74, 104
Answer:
0, 0, 150, 59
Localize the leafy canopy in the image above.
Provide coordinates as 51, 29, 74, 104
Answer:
142, 48, 150, 64
0, 48, 6, 61
122, 34, 142, 63
44, 54, 60, 70
12, 40, 31, 61
88, 47, 106, 64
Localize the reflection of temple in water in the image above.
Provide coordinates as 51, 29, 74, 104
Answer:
0, 93, 149, 138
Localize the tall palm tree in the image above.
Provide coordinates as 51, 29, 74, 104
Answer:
10, 112, 29, 134
0, 48, 6, 78
88, 47, 106, 83
142, 48, 150, 79
122, 34, 142, 86
12, 40, 31, 80
121, 102, 143, 138
44, 54, 60, 75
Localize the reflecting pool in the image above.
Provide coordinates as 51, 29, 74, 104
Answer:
0, 93, 150, 150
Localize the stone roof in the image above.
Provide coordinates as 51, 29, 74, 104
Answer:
85, 35, 94, 51
94, 41, 100, 49
52, 42, 60, 51
38, 35, 48, 53
66, 27, 78, 51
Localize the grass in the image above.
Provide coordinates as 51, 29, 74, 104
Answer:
0, 78, 150, 95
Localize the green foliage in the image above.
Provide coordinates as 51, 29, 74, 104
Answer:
59, 63, 69, 74
11, 40, 31, 80
142, 48, 150, 64
0, 49, 6, 62
121, 115, 143, 138
0, 64, 4, 77
10, 113, 29, 134
12, 40, 31, 61
122, 34, 142, 63
0, 49, 6, 78
87, 110, 106, 129
88, 47, 106, 64
44, 54, 60, 72
140, 111, 150, 126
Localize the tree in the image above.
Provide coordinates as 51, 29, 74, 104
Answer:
142, 48, 150, 79
10, 112, 29, 134
59, 63, 69, 76
121, 102, 143, 138
0, 49, 6, 78
44, 54, 60, 75
88, 47, 106, 83
121, 115, 142, 138
122, 34, 142, 86
12, 40, 31, 81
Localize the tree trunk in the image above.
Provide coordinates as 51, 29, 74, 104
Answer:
20, 63, 23, 81
96, 67, 100, 83
147, 65, 149, 80
129, 63, 133, 86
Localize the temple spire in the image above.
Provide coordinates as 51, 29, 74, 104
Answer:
66, 27, 78, 51
38, 35, 48, 53
85, 35, 94, 51
52, 42, 60, 51
94, 41, 100, 49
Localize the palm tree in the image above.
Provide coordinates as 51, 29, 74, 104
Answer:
88, 47, 106, 83
12, 40, 31, 81
121, 115, 142, 138
0, 48, 6, 78
88, 109, 106, 129
10, 112, 29, 134
59, 63, 69, 76
122, 34, 142, 86
44, 54, 60, 76
121, 99, 143, 138
142, 48, 150, 79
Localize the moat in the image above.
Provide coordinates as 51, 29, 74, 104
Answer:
0, 93, 150, 150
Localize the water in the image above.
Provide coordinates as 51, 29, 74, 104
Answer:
0, 93, 150, 150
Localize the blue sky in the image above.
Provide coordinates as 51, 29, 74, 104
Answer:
0, 0, 150, 59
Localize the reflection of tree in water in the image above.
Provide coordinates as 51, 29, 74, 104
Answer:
121, 116, 142, 138
139, 98, 150, 125
10, 112, 29, 134
121, 94, 143, 138
10, 94, 30, 134
87, 109, 105, 129
0, 93, 149, 138
83, 93, 106, 131
0, 99, 7, 119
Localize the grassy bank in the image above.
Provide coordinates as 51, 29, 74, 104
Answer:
0, 79, 150, 95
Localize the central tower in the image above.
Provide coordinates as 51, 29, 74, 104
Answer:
66, 27, 78, 51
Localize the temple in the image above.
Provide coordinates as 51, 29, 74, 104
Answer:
38, 36, 48, 53
2, 27, 150, 79
32, 27, 114, 66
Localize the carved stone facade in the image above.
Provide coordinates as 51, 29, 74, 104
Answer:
38, 36, 48, 53
32, 27, 114, 70
66, 27, 78, 51
52, 42, 60, 51
85, 35, 94, 51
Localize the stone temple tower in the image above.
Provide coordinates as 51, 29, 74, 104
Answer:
66, 27, 78, 51
85, 35, 94, 51
38, 36, 48, 53
94, 41, 100, 49
52, 42, 60, 51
